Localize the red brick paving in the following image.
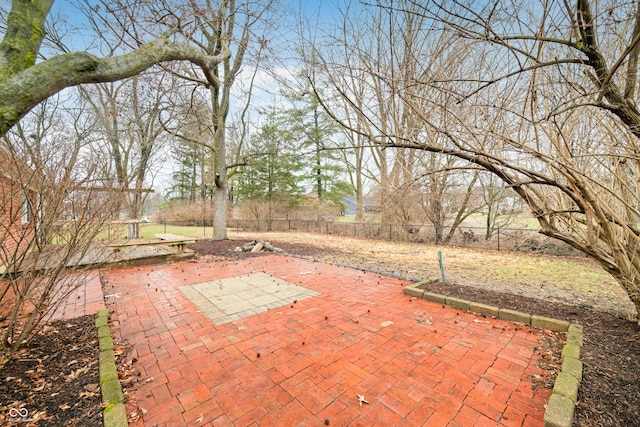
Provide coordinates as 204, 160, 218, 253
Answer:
101, 256, 553, 426
48, 271, 105, 320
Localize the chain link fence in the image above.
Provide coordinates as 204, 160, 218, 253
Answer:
103, 217, 580, 257
228, 219, 582, 257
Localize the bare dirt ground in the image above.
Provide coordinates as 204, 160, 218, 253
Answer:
192, 232, 640, 427
2, 231, 638, 426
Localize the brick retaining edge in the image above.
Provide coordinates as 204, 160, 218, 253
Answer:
96, 308, 128, 427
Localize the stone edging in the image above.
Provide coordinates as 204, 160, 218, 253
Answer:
96, 309, 128, 427
403, 280, 583, 427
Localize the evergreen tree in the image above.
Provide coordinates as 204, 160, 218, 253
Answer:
235, 110, 304, 210
282, 94, 354, 206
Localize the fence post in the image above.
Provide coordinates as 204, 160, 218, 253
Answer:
497, 228, 501, 251
164, 221, 167, 233
438, 250, 446, 282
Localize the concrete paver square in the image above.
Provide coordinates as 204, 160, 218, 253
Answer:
105, 256, 555, 426
180, 272, 320, 324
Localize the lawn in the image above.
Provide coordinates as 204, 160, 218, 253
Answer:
140, 223, 214, 239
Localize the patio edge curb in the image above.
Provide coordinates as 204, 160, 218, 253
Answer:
402, 281, 582, 427
96, 308, 128, 427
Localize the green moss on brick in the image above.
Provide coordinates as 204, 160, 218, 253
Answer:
99, 359, 119, 384
445, 296, 471, 310
553, 372, 580, 403
544, 393, 575, 427
404, 286, 424, 299
561, 343, 581, 361
567, 328, 584, 347
96, 315, 108, 328
469, 302, 499, 317
99, 335, 114, 351
499, 308, 531, 325
100, 349, 116, 365
531, 315, 570, 331
422, 292, 447, 304
98, 325, 111, 339
101, 379, 124, 404
562, 357, 583, 382
103, 403, 128, 427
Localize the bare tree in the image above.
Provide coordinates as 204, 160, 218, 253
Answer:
79, 72, 173, 237
480, 173, 521, 240
165, 92, 216, 205
103, 0, 274, 239
0, 103, 118, 360
415, 154, 481, 243
308, 0, 640, 316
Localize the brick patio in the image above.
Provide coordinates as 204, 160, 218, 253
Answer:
99, 255, 552, 426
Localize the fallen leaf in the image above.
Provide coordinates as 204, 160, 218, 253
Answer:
129, 407, 147, 422
28, 410, 47, 422
67, 366, 89, 381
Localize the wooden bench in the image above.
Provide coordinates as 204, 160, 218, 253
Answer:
107, 234, 196, 254
108, 239, 161, 249
155, 233, 197, 251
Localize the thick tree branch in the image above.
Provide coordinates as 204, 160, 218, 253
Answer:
0, 32, 230, 135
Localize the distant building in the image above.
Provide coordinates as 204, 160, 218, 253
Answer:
340, 196, 375, 216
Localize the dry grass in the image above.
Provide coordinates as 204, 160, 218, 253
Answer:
231, 230, 636, 318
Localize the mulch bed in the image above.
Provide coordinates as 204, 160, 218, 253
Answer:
1, 237, 638, 426
0, 314, 102, 426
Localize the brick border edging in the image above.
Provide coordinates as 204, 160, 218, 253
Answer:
403, 280, 583, 427
96, 309, 128, 427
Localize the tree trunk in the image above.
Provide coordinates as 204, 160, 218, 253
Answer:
212, 130, 228, 240
611, 271, 640, 318
355, 163, 364, 221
